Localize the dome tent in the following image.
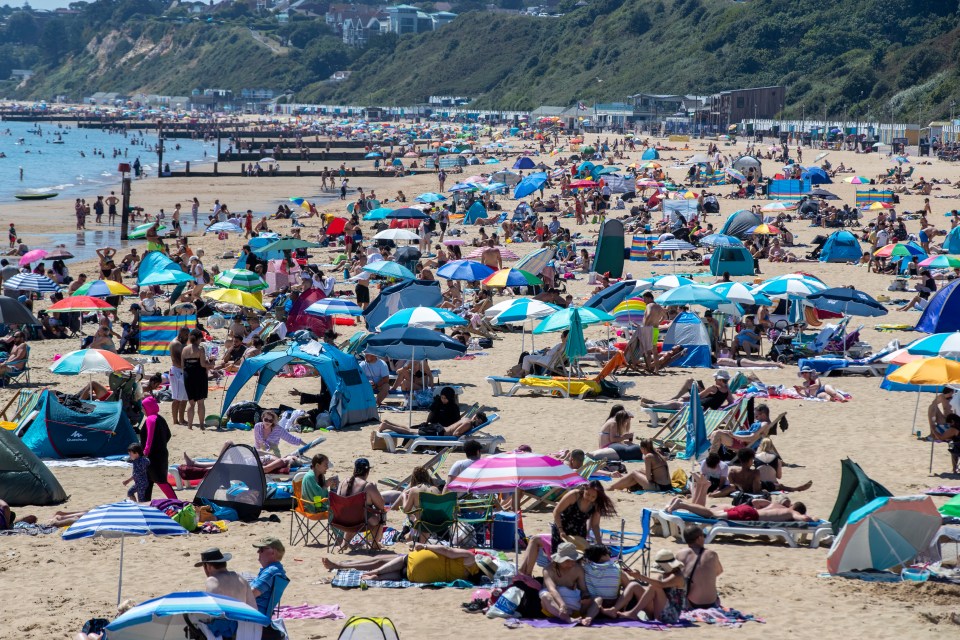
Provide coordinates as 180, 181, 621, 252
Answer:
338, 617, 399, 640
820, 230, 863, 263
19, 390, 139, 459
709, 245, 754, 276
641, 148, 659, 160
662, 312, 712, 368
720, 209, 762, 239
193, 443, 266, 522
0, 428, 67, 506
916, 279, 960, 334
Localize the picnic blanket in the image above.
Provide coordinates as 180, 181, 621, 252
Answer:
926, 486, 960, 496
275, 604, 346, 620
331, 569, 475, 590
736, 387, 851, 402
0, 522, 59, 536
517, 618, 688, 630
681, 607, 765, 627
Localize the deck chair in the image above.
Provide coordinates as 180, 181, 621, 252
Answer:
0, 346, 31, 388
518, 457, 604, 511
457, 494, 496, 530
410, 492, 458, 542
374, 414, 503, 453
653, 398, 752, 454
327, 492, 377, 552
602, 510, 653, 573
650, 509, 832, 549
0, 387, 42, 424
289, 472, 330, 547
378, 450, 450, 491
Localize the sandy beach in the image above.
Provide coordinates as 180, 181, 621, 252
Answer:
2, 130, 959, 640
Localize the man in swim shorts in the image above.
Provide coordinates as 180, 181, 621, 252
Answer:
664, 496, 815, 523
169, 327, 190, 426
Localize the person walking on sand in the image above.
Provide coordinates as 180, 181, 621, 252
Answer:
106, 192, 119, 225
169, 326, 189, 427
244, 210, 254, 239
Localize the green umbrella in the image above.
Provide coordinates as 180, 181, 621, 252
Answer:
258, 237, 321, 253
533, 306, 614, 334
128, 223, 166, 240
564, 305, 588, 364
214, 268, 268, 292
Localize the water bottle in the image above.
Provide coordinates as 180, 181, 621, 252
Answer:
487, 587, 523, 618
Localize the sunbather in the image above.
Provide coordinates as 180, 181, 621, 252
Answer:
665, 475, 815, 522
540, 542, 594, 625
601, 549, 686, 624
754, 438, 813, 493
638, 370, 736, 410
320, 543, 496, 583
180, 441, 300, 478
607, 439, 674, 492
709, 403, 776, 455
399, 466, 441, 541
796, 366, 848, 402
374, 412, 488, 439
591, 406, 642, 461
390, 359, 433, 393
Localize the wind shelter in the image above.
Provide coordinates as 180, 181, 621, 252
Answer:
915, 279, 960, 333
768, 178, 811, 200
0, 428, 67, 506
19, 390, 139, 459
719, 209, 762, 239
661, 312, 712, 368
193, 443, 267, 522
221, 344, 377, 429
709, 246, 754, 276
819, 230, 863, 263
363, 279, 442, 330
855, 189, 894, 208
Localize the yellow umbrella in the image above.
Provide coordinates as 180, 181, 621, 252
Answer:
885, 356, 960, 387
202, 288, 267, 312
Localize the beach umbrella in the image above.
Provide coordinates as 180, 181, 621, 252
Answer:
809, 188, 840, 200
442, 239, 466, 246
480, 181, 509, 193
18, 249, 47, 266
446, 452, 586, 561
826, 496, 942, 574
288, 197, 306, 206
46, 248, 75, 260
373, 228, 420, 242
361, 261, 416, 280
651, 275, 694, 290
612, 297, 646, 326
104, 592, 270, 640
514, 246, 555, 276
415, 192, 447, 203
205, 221, 243, 234
919, 255, 960, 269
304, 298, 363, 317
491, 170, 522, 186
886, 356, 960, 387
565, 304, 587, 364
202, 288, 267, 312
383, 207, 430, 220
138, 270, 195, 286
363, 207, 393, 221
436, 260, 495, 281
0, 295, 39, 325
448, 183, 479, 193
62, 501, 188, 604
760, 202, 796, 212
378, 306, 468, 330
365, 326, 467, 426
50, 349, 134, 375
699, 234, 743, 248
489, 298, 559, 351
213, 268, 268, 292
869, 202, 894, 210
584, 279, 648, 312
654, 284, 725, 308
843, 176, 871, 184
513, 172, 548, 199
906, 333, 960, 358
709, 282, 772, 306
747, 223, 781, 235
48, 296, 115, 313
127, 223, 167, 239
569, 179, 599, 189
678, 383, 708, 464
72, 279, 135, 298
752, 277, 826, 299
533, 305, 614, 334
873, 243, 926, 259
465, 246, 520, 261
482, 268, 542, 288
806, 287, 887, 318
258, 237, 320, 253
1, 272, 59, 293
365, 151, 382, 158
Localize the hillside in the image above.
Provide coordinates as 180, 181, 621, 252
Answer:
302, 0, 960, 117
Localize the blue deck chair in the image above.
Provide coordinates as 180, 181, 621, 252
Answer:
603, 509, 652, 574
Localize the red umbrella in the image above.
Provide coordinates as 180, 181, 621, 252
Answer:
48, 296, 116, 313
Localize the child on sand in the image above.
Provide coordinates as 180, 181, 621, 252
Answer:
123, 443, 150, 502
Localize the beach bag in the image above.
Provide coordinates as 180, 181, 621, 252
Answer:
450, 522, 476, 548
226, 401, 262, 425
417, 422, 445, 437
172, 504, 198, 531
202, 499, 239, 522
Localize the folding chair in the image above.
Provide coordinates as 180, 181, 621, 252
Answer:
411, 492, 458, 542
289, 472, 330, 547
603, 510, 652, 574
327, 492, 377, 552
519, 457, 604, 511
378, 450, 450, 491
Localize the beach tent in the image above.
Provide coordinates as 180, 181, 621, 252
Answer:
719, 209, 762, 239
591, 219, 625, 278
513, 157, 536, 170
916, 279, 960, 333
222, 344, 376, 429
709, 245, 754, 276
193, 443, 266, 522
601, 175, 634, 194
732, 156, 761, 178
0, 428, 67, 506
946, 226, 960, 254
464, 201, 487, 224
828, 459, 892, 534
338, 617, 399, 640
285, 287, 332, 337
641, 148, 659, 160
663, 200, 699, 225
19, 390, 138, 459
819, 230, 863, 263
363, 279, 443, 330
801, 167, 832, 184
661, 312, 712, 368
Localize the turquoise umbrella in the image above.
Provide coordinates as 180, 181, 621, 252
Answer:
363, 207, 392, 221
362, 261, 416, 280
533, 306, 614, 334
564, 305, 588, 365
678, 383, 708, 463
654, 284, 725, 308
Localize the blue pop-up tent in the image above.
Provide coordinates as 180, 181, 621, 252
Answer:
720, 209, 762, 239
513, 157, 536, 170
363, 279, 443, 329
661, 312, 712, 368
464, 201, 487, 224
915, 279, 960, 334
641, 148, 659, 160
820, 230, 863, 263
946, 226, 960, 254
19, 390, 139, 459
801, 167, 832, 184
220, 344, 377, 429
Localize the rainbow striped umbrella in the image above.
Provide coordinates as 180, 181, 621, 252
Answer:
612, 297, 646, 325
873, 242, 926, 259
844, 176, 871, 184
482, 268, 542, 288
49, 295, 115, 312
72, 279, 135, 297
50, 349, 134, 375
918, 255, 960, 269
748, 223, 781, 235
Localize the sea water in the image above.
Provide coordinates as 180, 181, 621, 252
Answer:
0, 119, 215, 202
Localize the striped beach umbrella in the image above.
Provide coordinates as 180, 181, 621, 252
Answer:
709, 282, 772, 306
612, 297, 646, 325
202, 288, 267, 312
919, 255, 960, 269
873, 242, 926, 259
378, 306, 467, 330
127, 223, 166, 239
651, 275, 694, 290
906, 333, 960, 358
747, 223, 781, 235
699, 234, 743, 248
465, 246, 520, 261
72, 279, 134, 297
436, 260, 495, 281
514, 246, 555, 276
214, 268, 268, 292
752, 277, 826, 299
2, 272, 60, 293
105, 592, 270, 640
488, 298, 558, 325
48, 295, 115, 312
62, 501, 188, 604
50, 349, 133, 375
205, 221, 244, 234
482, 268, 542, 288
533, 305, 614, 334
304, 298, 363, 317
655, 284, 725, 308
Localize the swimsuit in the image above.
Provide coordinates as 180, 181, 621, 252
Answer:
722, 504, 759, 521
551, 500, 595, 549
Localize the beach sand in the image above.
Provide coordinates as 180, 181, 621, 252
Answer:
2, 132, 959, 639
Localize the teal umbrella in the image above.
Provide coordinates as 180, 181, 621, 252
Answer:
564, 305, 588, 365
258, 237, 321, 253
533, 306, 614, 334
678, 383, 708, 463
363, 207, 392, 221
362, 261, 416, 280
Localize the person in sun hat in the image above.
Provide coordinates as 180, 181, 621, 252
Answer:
319, 543, 497, 584
601, 549, 687, 623
196, 547, 256, 607
539, 541, 593, 624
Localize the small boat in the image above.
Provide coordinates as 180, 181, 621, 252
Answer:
15, 192, 58, 200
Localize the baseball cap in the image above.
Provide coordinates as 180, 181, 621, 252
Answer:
252, 537, 285, 553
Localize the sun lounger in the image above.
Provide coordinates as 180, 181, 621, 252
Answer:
378, 450, 450, 491
486, 353, 629, 399
374, 414, 504, 454
797, 341, 898, 377
650, 509, 833, 549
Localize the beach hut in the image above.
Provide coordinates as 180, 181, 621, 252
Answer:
719, 209, 762, 239
641, 148, 659, 160
916, 279, 960, 333
19, 390, 138, 459
363, 279, 443, 330
819, 230, 863, 263
0, 428, 67, 506
661, 312, 712, 368
709, 245, 754, 276
193, 443, 267, 522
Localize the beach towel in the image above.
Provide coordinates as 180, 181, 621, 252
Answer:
275, 604, 346, 620
330, 569, 474, 590
926, 486, 960, 496
681, 607, 764, 628
736, 387, 852, 402
0, 522, 59, 536
516, 618, 688, 630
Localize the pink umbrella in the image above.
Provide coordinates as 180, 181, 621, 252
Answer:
447, 452, 586, 560
442, 239, 466, 246
466, 246, 520, 261
19, 249, 48, 266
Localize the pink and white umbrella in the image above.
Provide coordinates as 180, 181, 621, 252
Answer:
19, 249, 48, 266
447, 452, 585, 560
466, 246, 520, 261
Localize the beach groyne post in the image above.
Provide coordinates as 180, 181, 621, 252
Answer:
120, 171, 132, 240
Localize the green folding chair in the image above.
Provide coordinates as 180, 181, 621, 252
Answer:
412, 492, 458, 542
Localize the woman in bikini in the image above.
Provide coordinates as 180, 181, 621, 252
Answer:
796, 367, 847, 402
336, 458, 387, 549
591, 408, 642, 461
608, 439, 674, 492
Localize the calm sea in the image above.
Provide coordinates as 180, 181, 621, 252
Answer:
0, 120, 214, 202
